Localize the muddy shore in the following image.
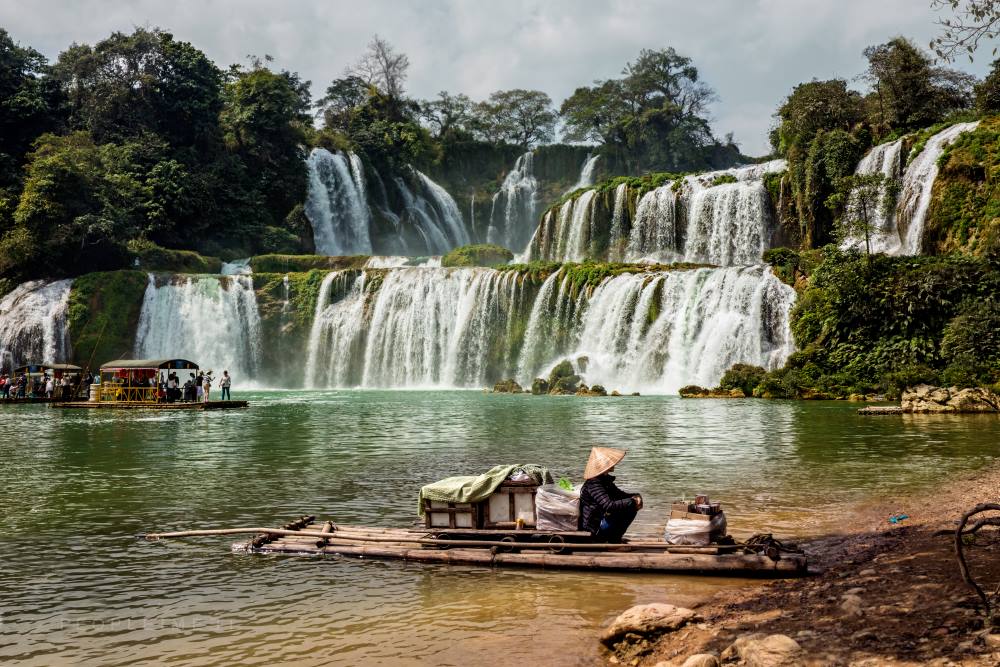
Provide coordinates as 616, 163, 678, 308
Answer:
605, 464, 1000, 666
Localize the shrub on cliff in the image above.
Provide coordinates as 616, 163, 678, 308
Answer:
719, 364, 767, 396
441, 244, 514, 267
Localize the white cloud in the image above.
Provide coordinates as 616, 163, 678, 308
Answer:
1, 0, 991, 154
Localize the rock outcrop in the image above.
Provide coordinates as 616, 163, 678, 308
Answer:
720, 634, 802, 666
901, 384, 1000, 413
601, 603, 699, 662
491, 378, 523, 393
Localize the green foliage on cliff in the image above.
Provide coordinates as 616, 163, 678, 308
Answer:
128, 240, 222, 273
758, 248, 1000, 397
441, 244, 514, 267
67, 270, 148, 368
248, 254, 369, 273
772, 38, 976, 250
252, 269, 330, 386
925, 115, 1000, 256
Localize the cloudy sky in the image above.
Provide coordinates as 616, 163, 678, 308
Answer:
2, 0, 992, 154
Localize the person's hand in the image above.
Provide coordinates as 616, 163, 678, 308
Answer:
633, 495, 643, 510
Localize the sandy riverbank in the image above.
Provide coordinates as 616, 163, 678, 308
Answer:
605, 463, 1000, 666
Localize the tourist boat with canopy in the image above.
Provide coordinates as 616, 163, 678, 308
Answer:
1, 363, 84, 403
53, 358, 247, 410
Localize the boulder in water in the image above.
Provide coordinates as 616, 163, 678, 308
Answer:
901, 384, 999, 413
492, 378, 523, 394
530, 378, 549, 395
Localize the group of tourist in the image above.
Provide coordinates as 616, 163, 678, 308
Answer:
0, 372, 82, 400
159, 370, 232, 403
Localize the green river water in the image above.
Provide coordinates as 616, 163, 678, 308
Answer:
2, 391, 999, 666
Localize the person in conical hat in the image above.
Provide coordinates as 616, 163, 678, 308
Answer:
578, 446, 642, 542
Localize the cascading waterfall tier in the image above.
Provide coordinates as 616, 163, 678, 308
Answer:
0, 279, 73, 373
897, 121, 979, 254
528, 160, 785, 265
845, 121, 979, 255
842, 139, 904, 254
303, 264, 794, 393
488, 151, 539, 251
304, 267, 528, 389
306, 148, 372, 256
566, 153, 600, 193
305, 147, 469, 257
133, 274, 263, 382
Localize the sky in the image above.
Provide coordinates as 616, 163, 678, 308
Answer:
1, 0, 994, 155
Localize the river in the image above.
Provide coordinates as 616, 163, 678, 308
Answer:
2, 391, 998, 666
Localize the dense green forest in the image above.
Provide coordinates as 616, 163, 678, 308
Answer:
0, 28, 743, 283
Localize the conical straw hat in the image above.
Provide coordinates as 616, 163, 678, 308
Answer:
584, 447, 626, 479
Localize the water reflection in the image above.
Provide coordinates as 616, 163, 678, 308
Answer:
1, 392, 998, 665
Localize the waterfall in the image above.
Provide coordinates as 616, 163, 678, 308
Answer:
683, 180, 772, 265
896, 121, 979, 255
134, 274, 263, 382
302, 264, 793, 393
304, 268, 526, 388
305, 147, 471, 257
626, 184, 681, 263
488, 151, 538, 251
221, 258, 252, 275
515, 265, 795, 393
567, 154, 600, 193
394, 170, 470, 254
305, 148, 373, 256
842, 139, 905, 254
0, 279, 73, 373
608, 183, 629, 261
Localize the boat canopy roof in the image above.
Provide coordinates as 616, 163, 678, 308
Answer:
14, 363, 83, 373
100, 359, 199, 371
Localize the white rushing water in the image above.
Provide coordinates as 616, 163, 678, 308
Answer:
0, 279, 73, 373
221, 258, 252, 275
843, 122, 979, 255
533, 160, 785, 265
303, 264, 794, 393
134, 274, 263, 382
896, 121, 979, 255
488, 151, 539, 251
842, 139, 905, 254
305, 147, 469, 257
306, 148, 373, 256
567, 154, 600, 193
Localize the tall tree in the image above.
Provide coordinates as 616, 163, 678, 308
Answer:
346, 35, 409, 101
472, 89, 556, 147
221, 58, 311, 227
559, 47, 730, 173
0, 29, 63, 189
52, 28, 223, 148
863, 37, 973, 131
419, 91, 473, 138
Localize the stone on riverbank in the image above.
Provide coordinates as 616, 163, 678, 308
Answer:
720, 634, 801, 666
601, 603, 699, 656
901, 384, 1000, 413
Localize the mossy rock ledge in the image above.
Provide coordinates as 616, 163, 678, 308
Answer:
441, 244, 514, 268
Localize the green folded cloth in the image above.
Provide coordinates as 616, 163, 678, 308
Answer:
418, 464, 553, 515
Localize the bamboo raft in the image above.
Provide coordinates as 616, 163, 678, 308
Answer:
143, 515, 810, 576
53, 400, 248, 410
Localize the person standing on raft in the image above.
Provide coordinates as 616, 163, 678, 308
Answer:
578, 447, 643, 543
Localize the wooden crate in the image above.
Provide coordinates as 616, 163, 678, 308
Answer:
424, 500, 479, 529
481, 480, 538, 529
